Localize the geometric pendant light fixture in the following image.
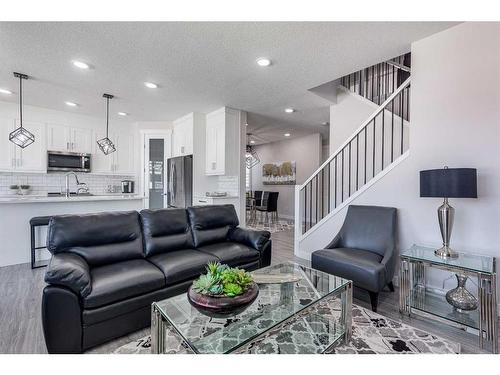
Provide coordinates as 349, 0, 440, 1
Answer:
97, 93, 116, 155
9, 72, 35, 148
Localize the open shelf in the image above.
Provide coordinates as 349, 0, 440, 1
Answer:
410, 288, 479, 330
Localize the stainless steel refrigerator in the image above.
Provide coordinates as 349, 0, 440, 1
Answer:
167, 155, 193, 208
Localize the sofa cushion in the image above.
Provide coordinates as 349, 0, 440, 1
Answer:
148, 249, 218, 285
311, 248, 385, 292
198, 242, 260, 267
47, 211, 144, 267
140, 208, 194, 256
83, 259, 165, 309
187, 205, 239, 247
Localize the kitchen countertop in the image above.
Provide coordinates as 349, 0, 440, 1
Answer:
0, 194, 145, 204
194, 195, 239, 199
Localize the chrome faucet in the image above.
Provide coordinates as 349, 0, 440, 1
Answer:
64, 172, 89, 197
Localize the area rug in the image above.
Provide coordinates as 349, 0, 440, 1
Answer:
113, 303, 460, 354
246, 218, 294, 233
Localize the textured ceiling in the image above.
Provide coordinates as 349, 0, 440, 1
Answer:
0, 22, 458, 144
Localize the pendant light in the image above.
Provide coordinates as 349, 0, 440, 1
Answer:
97, 93, 116, 155
9, 72, 35, 148
245, 134, 260, 169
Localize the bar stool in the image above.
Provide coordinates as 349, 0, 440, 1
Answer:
30, 216, 52, 269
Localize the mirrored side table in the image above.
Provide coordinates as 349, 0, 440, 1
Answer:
399, 245, 497, 353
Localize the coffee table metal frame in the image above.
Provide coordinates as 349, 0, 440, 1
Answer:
151, 263, 352, 354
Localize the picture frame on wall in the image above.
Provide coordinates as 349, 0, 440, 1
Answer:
262, 161, 296, 185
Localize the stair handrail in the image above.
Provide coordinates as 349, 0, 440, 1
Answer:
299, 76, 411, 190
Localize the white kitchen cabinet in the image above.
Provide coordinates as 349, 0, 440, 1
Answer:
91, 130, 114, 173
15, 120, 46, 172
205, 107, 240, 176
0, 119, 46, 172
0, 118, 15, 171
47, 124, 92, 153
92, 130, 135, 175
71, 127, 92, 154
172, 113, 194, 157
114, 133, 135, 174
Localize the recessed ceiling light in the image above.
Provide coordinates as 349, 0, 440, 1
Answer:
256, 57, 271, 67
250, 140, 255, 144
117, 112, 128, 116
72, 60, 90, 70
0, 88, 13, 95
284, 133, 291, 137
322, 121, 329, 126
144, 82, 158, 89
284, 108, 295, 113
245, 123, 248, 126
65, 101, 78, 107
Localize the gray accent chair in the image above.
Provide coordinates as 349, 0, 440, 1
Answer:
311, 205, 397, 312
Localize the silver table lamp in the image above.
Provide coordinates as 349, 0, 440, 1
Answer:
420, 166, 477, 259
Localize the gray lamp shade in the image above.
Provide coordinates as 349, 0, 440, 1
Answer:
420, 168, 477, 198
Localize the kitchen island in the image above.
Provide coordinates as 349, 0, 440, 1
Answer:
0, 194, 145, 267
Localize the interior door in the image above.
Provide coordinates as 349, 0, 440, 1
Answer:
143, 131, 172, 209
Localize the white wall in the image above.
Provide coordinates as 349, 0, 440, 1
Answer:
251, 133, 322, 219
298, 23, 500, 302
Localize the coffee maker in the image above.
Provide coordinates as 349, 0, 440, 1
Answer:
121, 180, 134, 194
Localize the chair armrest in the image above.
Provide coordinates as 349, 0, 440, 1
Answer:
229, 227, 271, 252
325, 233, 341, 249
44, 253, 92, 298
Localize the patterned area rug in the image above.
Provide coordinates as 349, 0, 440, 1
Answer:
114, 304, 460, 354
246, 218, 294, 233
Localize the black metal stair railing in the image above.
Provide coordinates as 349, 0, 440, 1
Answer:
297, 76, 411, 236
340, 54, 411, 121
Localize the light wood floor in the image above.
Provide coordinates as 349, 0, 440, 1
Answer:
0, 228, 497, 354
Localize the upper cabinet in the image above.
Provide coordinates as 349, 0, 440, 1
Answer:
205, 107, 240, 176
172, 113, 194, 157
47, 124, 92, 154
0, 119, 46, 173
91, 130, 135, 175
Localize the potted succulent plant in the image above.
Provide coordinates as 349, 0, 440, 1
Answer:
187, 262, 259, 318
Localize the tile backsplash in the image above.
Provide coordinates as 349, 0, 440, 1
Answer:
217, 175, 239, 196
0, 172, 136, 196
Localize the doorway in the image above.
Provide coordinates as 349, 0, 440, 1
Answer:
141, 130, 172, 209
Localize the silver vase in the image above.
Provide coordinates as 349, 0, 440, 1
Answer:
445, 274, 478, 312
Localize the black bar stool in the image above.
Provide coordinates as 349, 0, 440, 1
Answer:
30, 216, 52, 269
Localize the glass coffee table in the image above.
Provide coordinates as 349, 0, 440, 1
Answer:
151, 262, 352, 354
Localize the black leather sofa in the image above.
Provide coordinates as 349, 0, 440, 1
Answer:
42, 205, 271, 353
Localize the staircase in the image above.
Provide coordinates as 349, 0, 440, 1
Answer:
295, 54, 411, 245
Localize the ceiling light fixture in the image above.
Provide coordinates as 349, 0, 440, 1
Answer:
0, 88, 13, 95
256, 57, 271, 67
65, 101, 78, 107
117, 112, 128, 116
144, 82, 158, 89
284, 108, 295, 113
97, 94, 116, 155
9, 72, 35, 148
284, 133, 291, 137
322, 121, 329, 126
246, 134, 261, 169
72, 60, 90, 70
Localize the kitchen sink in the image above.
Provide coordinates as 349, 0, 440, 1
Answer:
47, 192, 94, 197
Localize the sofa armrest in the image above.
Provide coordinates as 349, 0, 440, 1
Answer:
229, 227, 271, 252
44, 253, 92, 298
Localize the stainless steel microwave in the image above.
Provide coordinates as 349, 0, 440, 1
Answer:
47, 151, 91, 172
